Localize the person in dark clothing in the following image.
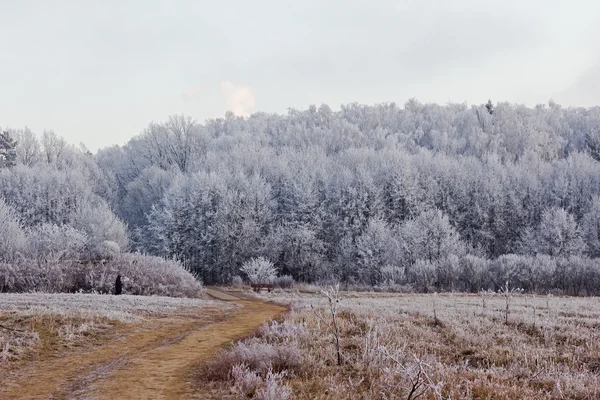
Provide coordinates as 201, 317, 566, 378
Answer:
115, 274, 122, 295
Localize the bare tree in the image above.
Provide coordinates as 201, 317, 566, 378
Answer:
312, 284, 343, 366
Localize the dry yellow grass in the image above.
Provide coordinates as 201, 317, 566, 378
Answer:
203, 289, 600, 399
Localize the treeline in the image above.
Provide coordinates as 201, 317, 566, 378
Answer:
3, 100, 600, 293
0, 131, 200, 296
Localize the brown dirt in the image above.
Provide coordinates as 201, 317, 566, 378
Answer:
0, 292, 285, 400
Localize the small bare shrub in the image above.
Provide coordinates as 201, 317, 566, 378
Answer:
312, 284, 343, 365
378, 346, 445, 400
499, 280, 523, 324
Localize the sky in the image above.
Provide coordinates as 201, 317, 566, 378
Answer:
1, 0, 600, 151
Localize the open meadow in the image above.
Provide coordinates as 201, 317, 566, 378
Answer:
200, 288, 600, 400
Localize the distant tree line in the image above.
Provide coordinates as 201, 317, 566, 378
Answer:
3, 100, 600, 293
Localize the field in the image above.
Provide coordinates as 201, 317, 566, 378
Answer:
0, 293, 227, 361
3, 289, 600, 399
200, 288, 600, 400
0, 291, 286, 400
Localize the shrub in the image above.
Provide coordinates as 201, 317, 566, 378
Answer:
25, 223, 87, 263
231, 363, 262, 397
231, 365, 292, 400
231, 275, 244, 287
241, 257, 278, 285
90, 240, 121, 260
256, 369, 292, 400
104, 253, 202, 297
0, 253, 203, 297
273, 275, 295, 289
208, 340, 303, 380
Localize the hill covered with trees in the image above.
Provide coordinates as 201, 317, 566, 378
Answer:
3, 100, 600, 294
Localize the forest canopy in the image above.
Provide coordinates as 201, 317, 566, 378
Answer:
3, 100, 600, 293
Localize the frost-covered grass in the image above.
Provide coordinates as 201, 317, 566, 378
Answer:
0, 292, 223, 322
0, 292, 230, 363
206, 289, 600, 399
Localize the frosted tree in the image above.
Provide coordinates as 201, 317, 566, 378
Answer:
582, 197, 600, 257
585, 126, 600, 161
240, 257, 277, 284
5, 101, 600, 292
41, 130, 68, 165
457, 255, 489, 292
12, 127, 41, 167
263, 223, 326, 282
354, 217, 401, 285
0, 131, 18, 168
72, 202, 129, 259
400, 209, 465, 265
382, 157, 425, 223
25, 223, 87, 263
521, 208, 585, 257
120, 166, 178, 248
129, 115, 204, 173
0, 199, 26, 262
0, 165, 94, 226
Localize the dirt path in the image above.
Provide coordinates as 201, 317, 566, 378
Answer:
1, 291, 285, 400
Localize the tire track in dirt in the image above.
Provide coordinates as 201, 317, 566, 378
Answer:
1, 291, 285, 400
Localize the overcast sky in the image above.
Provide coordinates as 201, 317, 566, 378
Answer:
1, 0, 600, 151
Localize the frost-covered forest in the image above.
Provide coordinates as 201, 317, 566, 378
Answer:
3, 100, 600, 293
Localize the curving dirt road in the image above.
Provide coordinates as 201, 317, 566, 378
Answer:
1, 290, 285, 400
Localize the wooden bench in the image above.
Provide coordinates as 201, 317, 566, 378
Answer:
251, 283, 273, 293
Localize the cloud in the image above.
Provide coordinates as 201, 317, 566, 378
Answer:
181, 86, 203, 102
220, 81, 256, 116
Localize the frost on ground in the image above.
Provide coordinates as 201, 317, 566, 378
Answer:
0, 292, 231, 363
204, 289, 600, 399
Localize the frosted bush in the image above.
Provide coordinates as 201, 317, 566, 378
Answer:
91, 240, 121, 260
25, 223, 87, 262
72, 202, 130, 260
409, 259, 436, 292
1, 330, 40, 363
273, 275, 295, 289
241, 257, 278, 285
255, 369, 292, 400
105, 253, 203, 297
231, 364, 292, 400
231, 363, 262, 397
211, 340, 303, 379
380, 265, 405, 285
457, 255, 489, 292
0, 253, 203, 297
256, 319, 307, 341
231, 275, 244, 287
